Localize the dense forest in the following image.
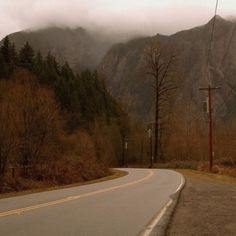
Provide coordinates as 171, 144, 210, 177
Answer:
0, 37, 132, 192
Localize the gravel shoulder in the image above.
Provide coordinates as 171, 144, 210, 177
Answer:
166, 169, 236, 236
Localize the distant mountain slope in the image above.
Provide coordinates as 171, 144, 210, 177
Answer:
2, 27, 112, 71
3, 17, 236, 121
99, 16, 236, 120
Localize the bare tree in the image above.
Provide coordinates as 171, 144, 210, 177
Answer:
0, 81, 18, 175
10, 69, 62, 175
144, 42, 177, 162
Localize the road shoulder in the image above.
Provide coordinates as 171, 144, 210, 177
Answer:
140, 170, 185, 236
167, 170, 236, 236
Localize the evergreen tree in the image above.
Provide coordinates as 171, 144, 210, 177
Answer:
61, 62, 74, 80
41, 52, 60, 85
0, 37, 18, 77
0, 53, 8, 78
19, 42, 35, 71
9, 43, 18, 73
35, 51, 43, 76
10, 43, 18, 64
46, 52, 59, 74
0, 36, 11, 64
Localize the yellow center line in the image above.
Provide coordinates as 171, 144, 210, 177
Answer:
0, 170, 154, 217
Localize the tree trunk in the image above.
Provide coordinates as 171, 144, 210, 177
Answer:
154, 87, 159, 163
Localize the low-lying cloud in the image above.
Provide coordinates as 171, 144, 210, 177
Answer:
0, 0, 236, 40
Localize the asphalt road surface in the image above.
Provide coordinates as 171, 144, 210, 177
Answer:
0, 168, 183, 236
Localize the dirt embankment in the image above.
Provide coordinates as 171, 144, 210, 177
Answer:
167, 170, 236, 236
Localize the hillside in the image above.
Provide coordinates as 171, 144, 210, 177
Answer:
0, 37, 128, 192
2, 27, 112, 71
99, 16, 236, 121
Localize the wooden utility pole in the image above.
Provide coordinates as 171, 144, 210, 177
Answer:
154, 90, 159, 163
199, 85, 220, 171
122, 137, 128, 167
148, 127, 153, 168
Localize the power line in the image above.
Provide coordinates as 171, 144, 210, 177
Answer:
199, 0, 220, 171
205, 0, 219, 83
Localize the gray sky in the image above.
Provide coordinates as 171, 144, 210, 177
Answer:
0, 0, 236, 40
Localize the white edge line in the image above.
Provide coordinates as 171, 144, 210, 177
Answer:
174, 175, 185, 194
141, 174, 185, 236
142, 199, 173, 236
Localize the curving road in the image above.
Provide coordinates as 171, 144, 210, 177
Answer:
0, 169, 183, 236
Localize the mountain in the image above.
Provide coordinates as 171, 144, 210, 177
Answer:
2, 27, 113, 71
3, 17, 236, 121
99, 16, 236, 121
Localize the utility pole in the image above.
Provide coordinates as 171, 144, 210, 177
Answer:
122, 137, 128, 167
199, 85, 220, 171
154, 91, 159, 163
140, 137, 144, 163
148, 127, 153, 168
125, 138, 128, 167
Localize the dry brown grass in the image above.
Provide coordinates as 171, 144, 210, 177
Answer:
176, 168, 236, 184
198, 163, 236, 178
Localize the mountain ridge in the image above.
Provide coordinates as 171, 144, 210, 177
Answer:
2, 26, 113, 71
99, 16, 236, 120
2, 16, 236, 120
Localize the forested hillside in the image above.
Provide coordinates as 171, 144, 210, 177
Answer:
0, 36, 128, 193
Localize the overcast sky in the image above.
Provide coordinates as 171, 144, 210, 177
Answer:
0, 0, 236, 40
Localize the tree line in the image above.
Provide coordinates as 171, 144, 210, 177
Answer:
0, 37, 121, 128
0, 37, 128, 191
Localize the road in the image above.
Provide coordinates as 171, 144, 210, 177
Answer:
0, 168, 183, 236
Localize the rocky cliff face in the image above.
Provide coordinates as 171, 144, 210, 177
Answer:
99, 16, 236, 121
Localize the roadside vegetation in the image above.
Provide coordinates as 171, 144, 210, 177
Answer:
0, 37, 129, 193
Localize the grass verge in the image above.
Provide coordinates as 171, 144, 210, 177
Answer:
175, 169, 236, 184
0, 169, 128, 200
130, 162, 236, 183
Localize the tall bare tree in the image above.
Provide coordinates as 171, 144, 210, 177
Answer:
0, 81, 18, 175
145, 42, 177, 162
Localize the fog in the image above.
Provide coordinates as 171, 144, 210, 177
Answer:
0, 0, 236, 40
